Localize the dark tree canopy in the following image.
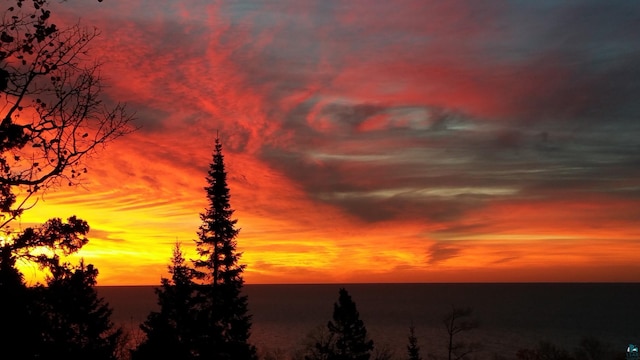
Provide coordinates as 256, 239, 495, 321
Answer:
326, 287, 374, 360
132, 243, 198, 360
35, 260, 122, 360
0, 238, 41, 357
0, 215, 92, 358
4, 215, 89, 265
0, 1, 129, 358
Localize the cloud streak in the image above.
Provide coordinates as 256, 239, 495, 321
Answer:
16, 0, 640, 284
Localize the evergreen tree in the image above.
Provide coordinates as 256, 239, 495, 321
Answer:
192, 137, 256, 360
132, 243, 197, 360
326, 288, 374, 360
407, 324, 422, 360
36, 260, 122, 360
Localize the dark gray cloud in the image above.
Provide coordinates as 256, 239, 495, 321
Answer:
426, 242, 462, 265
39, 0, 640, 283
256, 92, 640, 224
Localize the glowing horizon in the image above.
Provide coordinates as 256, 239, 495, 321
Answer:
12, 0, 640, 285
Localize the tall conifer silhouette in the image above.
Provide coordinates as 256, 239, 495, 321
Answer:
192, 137, 256, 360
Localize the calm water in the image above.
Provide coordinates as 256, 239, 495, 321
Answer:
98, 283, 640, 358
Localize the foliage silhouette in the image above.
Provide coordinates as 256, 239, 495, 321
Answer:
0, 0, 130, 358
0, 242, 43, 357
132, 243, 198, 360
0, 0, 134, 282
35, 260, 122, 360
307, 287, 374, 360
130, 140, 256, 360
0, 216, 96, 357
328, 288, 374, 360
0, 0, 134, 228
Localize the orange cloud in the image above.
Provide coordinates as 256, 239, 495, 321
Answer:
12, 0, 639, 285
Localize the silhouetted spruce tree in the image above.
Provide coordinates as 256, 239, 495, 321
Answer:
407, 324, 422, 360
36, 260, 122, 360
192, 137, 256, 360
325, 287, 374, 360
132, 243, 197, 360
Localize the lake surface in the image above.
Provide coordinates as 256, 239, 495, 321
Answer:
97, 283, 640, 359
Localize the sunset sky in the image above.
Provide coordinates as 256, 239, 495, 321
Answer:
15, 0, 640, 285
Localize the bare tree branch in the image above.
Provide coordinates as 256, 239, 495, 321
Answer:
1, 0, 136, 232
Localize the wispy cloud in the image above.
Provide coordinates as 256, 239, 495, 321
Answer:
19, 0, 640, 284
